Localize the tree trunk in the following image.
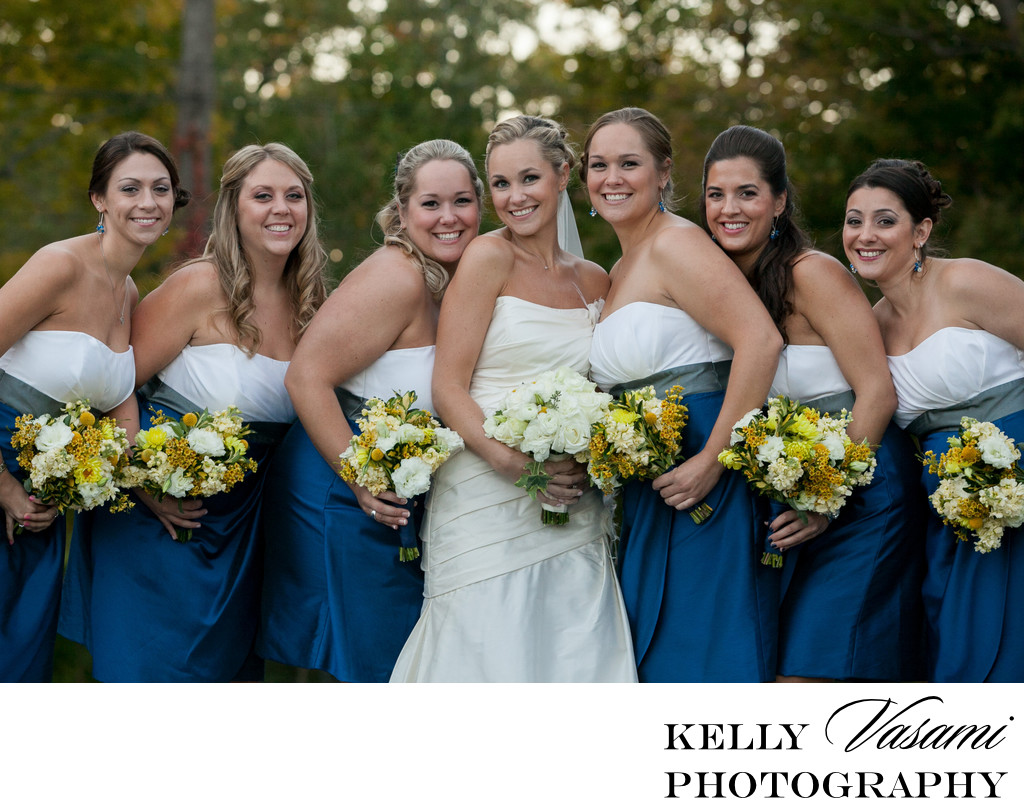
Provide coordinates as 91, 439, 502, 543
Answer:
174, 0, 215, 258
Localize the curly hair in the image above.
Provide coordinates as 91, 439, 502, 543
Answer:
846, 158, 953, 263
700, 125, 812, 343
581, 107, 675, 211
200, 143, 328, 355
374, 139, 483, 301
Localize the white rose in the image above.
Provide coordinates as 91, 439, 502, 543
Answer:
977, 434, 1020, 470
392, 456, 432, 498
164, 468, 193, 498
820, 433, 847, 462
395, 423, 426, 445
187, 427, 226, 457
551, 415, 591, 455
755, 435, 786, 464
35, 421, 74, 452
433, 427, 464, 454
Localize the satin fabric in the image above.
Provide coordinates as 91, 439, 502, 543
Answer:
391, 297, 636, 682
0, 331, 134, 682
890, 328, 1024, 682
257, 347, 433, 682
771, 346, 926, 680
59, 345, 292, 681
591, 302, 777, 682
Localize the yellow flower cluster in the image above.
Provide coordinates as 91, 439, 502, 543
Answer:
718, 395, 876, 519
922, 417, 1024, 552
10, 400, 132, 514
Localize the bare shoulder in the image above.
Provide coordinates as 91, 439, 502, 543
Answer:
341, 246, 429, 301
791, 249, 862, 294
19, 237, 88, 286
572, 256, 611, 300
448, 231, 515, 292
649, 217, 713, 261
933, 256, 1022, 297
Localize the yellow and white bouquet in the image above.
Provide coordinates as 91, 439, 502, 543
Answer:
482, 366, 612, 525
338, 391, 464, 560
10, 399, 132, 517
719, 395, 876, 552
119, 407, 256, 542
922, 416, 1024, 553
586, 385, 712, 524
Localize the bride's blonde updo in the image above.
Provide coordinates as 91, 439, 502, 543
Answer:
375, 139, 483, 301
484, 115, 576, 178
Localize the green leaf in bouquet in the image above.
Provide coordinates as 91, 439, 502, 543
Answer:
515, 460, 553, 500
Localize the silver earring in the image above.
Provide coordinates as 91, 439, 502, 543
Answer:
769, 216, 779, 241
912, 245, 922, 272
588, 207, 597, 218
848, 263, 858, 275
96, 212, 105, 234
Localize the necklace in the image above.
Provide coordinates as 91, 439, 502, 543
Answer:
98, 232, 130, 325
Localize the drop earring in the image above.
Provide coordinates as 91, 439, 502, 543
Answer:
588, 207, 597, 218
912, 244, 922, 272
96, 211, 105, 234
769, 216, 779, 241
658, 188, 666, 213
848, 263, 858, 275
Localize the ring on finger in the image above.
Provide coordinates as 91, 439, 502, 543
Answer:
371, 509, 377, 521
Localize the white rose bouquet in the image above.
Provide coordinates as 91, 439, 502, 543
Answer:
118, 406, 256, 542
922, 416, 1024, 553
337, 390, 464, 561
482, 366, 611, 525
10, 399, 133, 521
717, 395, 877, 566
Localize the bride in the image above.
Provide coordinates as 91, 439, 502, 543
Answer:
390, 116, 636, 682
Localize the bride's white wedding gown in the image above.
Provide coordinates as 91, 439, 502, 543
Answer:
390, 296, 636, 682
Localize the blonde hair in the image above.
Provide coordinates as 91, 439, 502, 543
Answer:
374, 139, 483, 300
484, 115, 576, 178
202, 143, 328, 355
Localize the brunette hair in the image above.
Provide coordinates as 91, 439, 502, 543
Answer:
89, 131, 191, 210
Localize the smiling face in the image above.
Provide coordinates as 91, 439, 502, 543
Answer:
236, 158, 309, 264
704, 156, 785, 272
843, 185, 932, 281
90, 152, 175, 246
584, 122, 669, 224
400, 159, 481, 270
487, 138, 568, 237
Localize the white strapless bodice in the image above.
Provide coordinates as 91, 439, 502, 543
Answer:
470, 296, 603, 414
0, 330, 134, 412
342, 345, 435, 414
590, 301, 732, 390
770, 344, 851, 402
888, 327, 1024, 429
157, 343, 294, 423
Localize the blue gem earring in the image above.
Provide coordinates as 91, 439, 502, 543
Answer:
769, 216, 779, 241
96, 211, 105, 234
848, 263, 858, 275
589, 207, 597, 218
658, 199, 666, 213
912, 245, 922, 272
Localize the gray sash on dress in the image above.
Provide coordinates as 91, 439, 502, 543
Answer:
0, 370, 65, 416
803, 389, 855, 418
608, 360, 732, 399
906, 379, 1024, 437
335, 387, 366, 422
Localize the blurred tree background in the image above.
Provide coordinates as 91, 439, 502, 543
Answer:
1, 0, 1020, 680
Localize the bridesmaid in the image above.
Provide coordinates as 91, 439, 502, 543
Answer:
257, 140, 483, 682
584, 108, 782, 682
700, 125, 925, 682
59, 143, 328, 681
0, 132, 188, 682
845, 159, 1024, 682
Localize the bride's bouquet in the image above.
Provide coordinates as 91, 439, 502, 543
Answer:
922, 416, 1024, 553
585, 384, 712, 524
482, 366, 611, 525
337, 390, 464, 561
718, 396, 876, 565
10, 399, 133, 517
119, 406, 257, 542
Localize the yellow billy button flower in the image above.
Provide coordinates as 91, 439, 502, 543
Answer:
78, 410, 96, 427
182, 412, 199, 429
370, 448, 385, 462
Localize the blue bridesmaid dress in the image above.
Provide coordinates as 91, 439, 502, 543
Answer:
257, 347, 431, 682
59, 344, 293, 682
770, 345, 925, 681
590, 302, 778, 682
889, 327, 1024, 682
0, 331, 134, 682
